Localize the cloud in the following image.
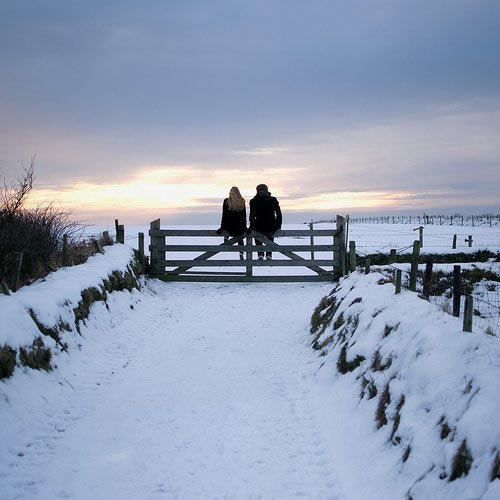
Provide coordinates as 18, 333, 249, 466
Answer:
1, 1, 499, 222
232, 146, 293, 156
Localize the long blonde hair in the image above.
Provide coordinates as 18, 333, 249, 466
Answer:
227, 186, 245, 211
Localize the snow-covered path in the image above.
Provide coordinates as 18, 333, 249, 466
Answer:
2, 280, 342, 499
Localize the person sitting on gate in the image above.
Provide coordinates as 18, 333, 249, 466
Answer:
216, 186, 248, 260
249, 183, 282, 261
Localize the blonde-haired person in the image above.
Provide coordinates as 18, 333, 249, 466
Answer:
216, 187, 248, 260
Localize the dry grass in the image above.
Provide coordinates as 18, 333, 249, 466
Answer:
0, 345, 17, 379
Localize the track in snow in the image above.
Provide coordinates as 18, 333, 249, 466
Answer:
1, 280, 342, 499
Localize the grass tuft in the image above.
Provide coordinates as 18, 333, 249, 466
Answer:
491, 451, 500, 481
375, 383, 391, 429
390, 395, 406, 443
0, 345, 17, 379
337, 344, 365, 374
19, 337, 52, 371
349, 297, 362, 307
449, 440, 473, 481
333, 312, 345, 330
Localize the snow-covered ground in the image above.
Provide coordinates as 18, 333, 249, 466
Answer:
0, 245, 135, 349
311, 271, 500, 500
1, 225, 499, 499
1, 277, 340, 499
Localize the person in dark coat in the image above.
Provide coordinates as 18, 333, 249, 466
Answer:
216, 186, 247, 260
249, 184, 282, 260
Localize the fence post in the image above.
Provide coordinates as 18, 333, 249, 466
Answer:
1, 277, 11, 296
62, 234, 69, 266
93, 239, 104, 254
246, 234, 253, 278
389, 249, 397, 264
466, 235, 473, 248
414, 226, 424, 247
149, 219, 162, 274
452, 234, 457, 249
422, 258, 433, 299
409, 240, 420, 292
365, 257, 371, 275
117, 225, 125, 244
115, 219, 120, 242
349, 241, 356, 272
103, 231, 109, 244
12, 251, 24, 292
138, 232, 145, 266
337, 215, 347, 276
395, 269, 402, 294
309, 221, 315, 261
453, 265, 461, 317
463, 295, 473, 332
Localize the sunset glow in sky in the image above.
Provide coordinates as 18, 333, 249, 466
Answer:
1, 1, 499, 223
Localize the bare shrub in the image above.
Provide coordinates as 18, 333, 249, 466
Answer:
0, 161, 93, 288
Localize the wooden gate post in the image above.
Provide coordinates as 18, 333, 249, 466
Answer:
349, 241, 356, 272
409, 240, 420, 292
149, 219, 162, 274
138, 232, 145, 266
336, 215, 347, 276
309, 221, 315, 261
452, 234, 457, 249
453, 265, 461, 317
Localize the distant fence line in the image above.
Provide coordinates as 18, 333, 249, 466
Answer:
335, 214, 499, 227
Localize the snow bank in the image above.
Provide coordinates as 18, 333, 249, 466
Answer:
0, 244, 140, 378
311, 271, 500, 499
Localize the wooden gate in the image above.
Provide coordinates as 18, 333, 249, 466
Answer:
149, 218, 346, 283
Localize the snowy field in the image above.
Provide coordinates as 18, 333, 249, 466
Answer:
89, 221, 500, 256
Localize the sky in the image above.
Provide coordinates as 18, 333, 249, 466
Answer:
1, 0, 499, 224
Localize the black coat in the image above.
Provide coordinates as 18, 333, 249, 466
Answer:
249, 193, 282, 234
219, 199, 247, 236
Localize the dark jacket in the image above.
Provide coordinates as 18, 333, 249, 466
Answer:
249, 191, 282, 234
219, 198, 247, 236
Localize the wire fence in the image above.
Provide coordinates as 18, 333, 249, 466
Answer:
348, 214, 500, 227
350, 247, 499, 336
